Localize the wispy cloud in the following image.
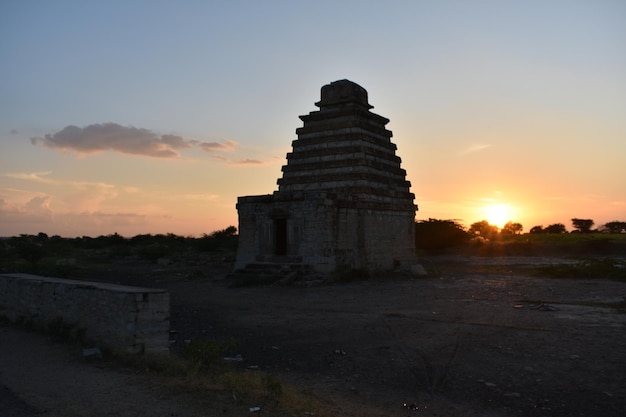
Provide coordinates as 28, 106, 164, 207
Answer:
5, 171, 55, 184
232, 158, 265, 165
198, 140, 237, 152
31, 123, 237, 158
458, 143, 492, 155
211, 155, 266, 165
4, 172, 123, 212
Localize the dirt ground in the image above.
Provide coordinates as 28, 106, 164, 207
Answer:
2, 255, 625, 416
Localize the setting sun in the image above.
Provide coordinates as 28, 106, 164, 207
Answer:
484, 204, 512, 229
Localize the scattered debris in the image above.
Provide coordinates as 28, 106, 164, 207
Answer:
334, 349, 347, 355
403, 402, 419, 410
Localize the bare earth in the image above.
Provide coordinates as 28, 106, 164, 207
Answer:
1, 255, 625, 416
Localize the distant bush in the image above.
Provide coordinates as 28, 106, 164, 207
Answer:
602, 221, 626, 234
196, 226, 238, 252
415, 219, 470, 253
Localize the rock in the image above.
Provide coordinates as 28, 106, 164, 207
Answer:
410, 264, 428, 276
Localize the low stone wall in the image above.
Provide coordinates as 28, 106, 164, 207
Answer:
0, 273, 170, 354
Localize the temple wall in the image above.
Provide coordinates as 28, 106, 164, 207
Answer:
236, 192, 416, 273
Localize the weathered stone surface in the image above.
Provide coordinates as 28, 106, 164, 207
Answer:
0, 273, 170, 354
235, 79, 420, 275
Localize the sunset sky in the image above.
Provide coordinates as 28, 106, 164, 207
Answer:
1, 1, 625, 237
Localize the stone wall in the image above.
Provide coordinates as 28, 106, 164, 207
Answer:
0, 273, 170, 354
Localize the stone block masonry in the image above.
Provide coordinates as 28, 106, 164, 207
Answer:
235, 80, 421, 276
0, 273, 170, 354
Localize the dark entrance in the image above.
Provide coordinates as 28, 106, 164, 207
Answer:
274, 218, 287, 255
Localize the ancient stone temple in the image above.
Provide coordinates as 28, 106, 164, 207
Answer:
234, 79, 419, 277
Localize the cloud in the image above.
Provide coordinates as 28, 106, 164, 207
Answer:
0, 193, 154, 237
211, 155, 266, 165
0, 195, 54, 229
0, 196, 17, 212
4, 171, 122, 213
31, 123, 237, 158
24, 195, 53, 213
459, 143, 492, 155
198, 140, 237, 152
233, 158, 265, 165
5, 171, 55, 184
64, 181, 118, 212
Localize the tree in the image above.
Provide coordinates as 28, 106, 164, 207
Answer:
544, 223, 566, 234
571, 218, 594, 233
501, 221, 523, 235
529, 225, 544, 234
414, 219, 469, 252
197, 226, 238, 252
603, 221, 626, 234
468, 220, 499, 239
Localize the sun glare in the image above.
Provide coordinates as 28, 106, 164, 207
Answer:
484, 204, 511, 228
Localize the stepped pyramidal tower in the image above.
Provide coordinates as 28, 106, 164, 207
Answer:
235, 79, 420, 276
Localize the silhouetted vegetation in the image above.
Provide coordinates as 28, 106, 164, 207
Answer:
501, 221, 523, 235
415, 217, 626, 257
414, 219, 469, 253
603, 221, 626, 234
0, 227, 239, 277
468, 220, 499, 239
2, 215, 625, 277
571, 218, 594, 233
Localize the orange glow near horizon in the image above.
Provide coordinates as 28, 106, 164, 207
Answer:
483, 203, 513, 229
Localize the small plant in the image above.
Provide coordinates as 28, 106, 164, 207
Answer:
221, 370, 283, 402
183, 339, 225, 370
181, 338, 240, 370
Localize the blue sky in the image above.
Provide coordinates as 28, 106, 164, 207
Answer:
1, 0, 625, 236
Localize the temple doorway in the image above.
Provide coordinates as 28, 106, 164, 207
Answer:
274, 218, 287, 256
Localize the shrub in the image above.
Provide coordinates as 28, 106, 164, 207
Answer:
415, 219, 469, 253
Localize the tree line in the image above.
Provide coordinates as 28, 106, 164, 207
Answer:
0, 226, 238, 268
415, 218, 626, 253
